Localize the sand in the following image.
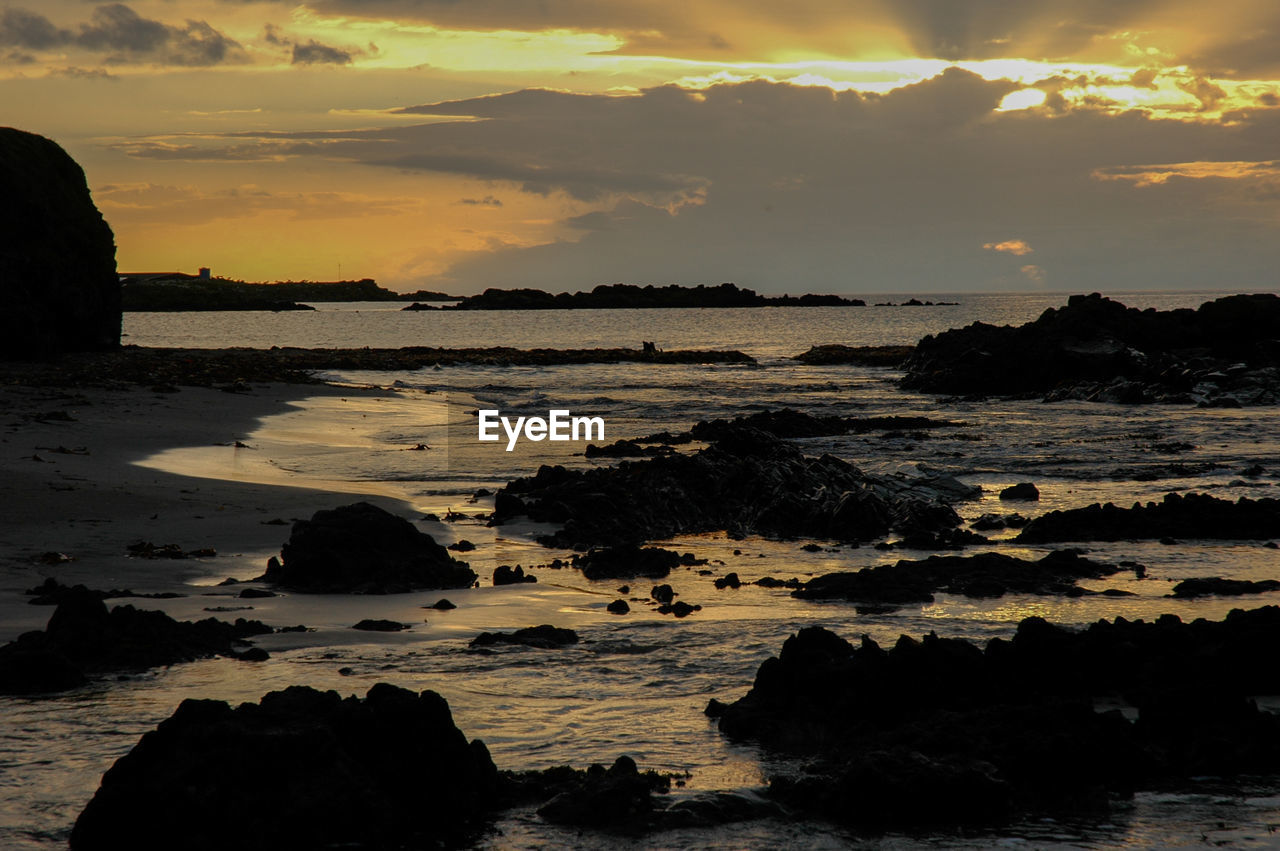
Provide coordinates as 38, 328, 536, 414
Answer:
0, 381, 415, 642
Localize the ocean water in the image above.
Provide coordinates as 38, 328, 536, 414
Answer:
5, 290, 1280, 848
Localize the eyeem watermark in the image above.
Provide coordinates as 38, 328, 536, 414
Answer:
478, 409, 605, 451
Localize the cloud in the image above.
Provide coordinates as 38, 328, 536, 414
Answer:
984, 239, 1033, 256
1020, 264, 1046, 284
456, 195, 503, 206
0, 8, 71, 49
0, 4, 244, 66
95, 183, 423, 226
291, 39, 356, 65
109, 70, 1280, 292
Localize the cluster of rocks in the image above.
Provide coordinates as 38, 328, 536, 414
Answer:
261, 502, 476, 593
493, 420, 977, 549
493, 564, 538, 585
0, 590, 271, 695
1017, 492, 1280, 543
794, 550, 1132, 612
470, 625, 579, 649
24, 578, 183, 606
428, 282, 865, 311
902, 293, 1280, 405
1170, 577, 1280, 598
712, 607, 1280, 828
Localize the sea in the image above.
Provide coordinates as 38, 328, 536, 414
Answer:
6, 290, 1280, 848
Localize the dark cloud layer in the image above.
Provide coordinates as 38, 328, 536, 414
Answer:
146, 68, 1280, 291
0, 4, 243, 66
291, 39, 355, 65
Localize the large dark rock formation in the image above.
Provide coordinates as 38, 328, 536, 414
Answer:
439, 282, 865, 310
0, 128, 119, 358
492, 426, 974, 548
263, 502, 476, 593
715, 607, 1280, 829
70, 684, 503, 850
902, 293, 1280, 405
0, 589, 270, 695
1016, 492, 1280, 543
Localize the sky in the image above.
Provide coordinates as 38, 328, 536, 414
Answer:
3, 1, 1280, 295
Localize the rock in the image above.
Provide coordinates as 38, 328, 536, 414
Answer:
469, 625, 578, 649
237, 588, 276, 599
792, 345, 915, 366
715, 608, 1280, 829
70, 684, 503, 849
24, 578, 183, 606
445, 283, 864, 311
902, 293, 1280, 406
0, 128, 119, 359
714, 573, 741, 589
0, 589, 270, 695
1017, 492, 1280, 543
493, 424, 968, 549
794, 550, 1121, 611
657, 601, 700, 617
428, 598, 457, 610
650, 584, 676, 604
536, 756, 667, 828
606, 599, 631, 615
234, 647, 270, 662
493, 564, 537, 586
264, 502, 476, 593
1170, 577, 1280, 598
573, 546, 704, 580
352, 619, 409, 632
999, 482, 1039, 501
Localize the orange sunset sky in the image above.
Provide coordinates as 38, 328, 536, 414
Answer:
3, 0, 1280, 294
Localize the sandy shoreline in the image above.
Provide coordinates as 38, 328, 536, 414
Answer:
0, 381, 417, 642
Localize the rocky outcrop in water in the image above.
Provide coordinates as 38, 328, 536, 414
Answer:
1170, 577, 1280, 598
0, 128, 119, 359
902, 293, 1280, 405
1016, 492, 1280, 543
0, 589, 270, 695
493, 424, 974, 548
469, 625, 579, 649
263, 502, 476, 593
714, 607, 1280, 828
792, 345, 915, 366
794, 550, 1128, 611
71, 684, 503, 849
573, 546, 704, 580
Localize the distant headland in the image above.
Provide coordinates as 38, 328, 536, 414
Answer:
403, 282, 866, 311
120, 272, 455, 311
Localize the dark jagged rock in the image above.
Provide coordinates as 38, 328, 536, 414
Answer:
126, 541, 216, 559
716, 608, 1280, 829
493, 426, 969, 548
0, 590, 270, 695
24, 578, 184, 606
792, 345, 915, 367
70, 684, 503, 850
688, 408, 960, 441
428, 598, 457, 610
442, 282, 864, 311
237, 588, 276, 599
650, 584, 676, 604
449, 539, 477, 552
999, 482, 1039, 501
351, 619, 409, 632
469, 625, 579, 649
970, 512, 1028, 531
264, 502, 476, 593
536, 756, 667, 828
585, 439, 676, 458
657, 601, 701, 617
794, 550, 1123, 611
493, 564, 537, 585
607, 599, 631, 614
902, 293, 1280, 405
0, 128, 119, 359
1171, 577, 1280, 598
714, 572, 741, 589
573, 546, 704, 580
1018, 492, 1280, 543
120, 275, 428, 311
